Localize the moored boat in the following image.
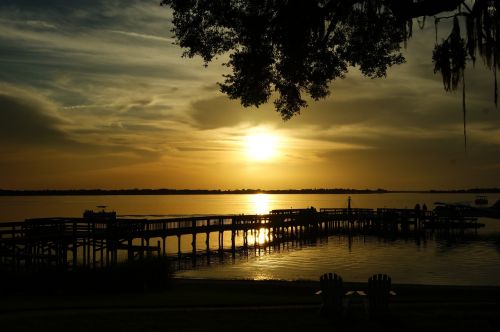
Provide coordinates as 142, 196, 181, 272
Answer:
475, 195, 488, 206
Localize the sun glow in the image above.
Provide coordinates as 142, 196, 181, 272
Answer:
245, 134, 279, 161
252, 228, 269, 245
251, 193, 270, 214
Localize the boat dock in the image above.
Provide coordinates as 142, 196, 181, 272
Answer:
0, 207, 482, 270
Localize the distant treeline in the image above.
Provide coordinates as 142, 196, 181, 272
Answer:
426, 188, 500, 193
0, 188, 388, 196
0, 188, 499, 196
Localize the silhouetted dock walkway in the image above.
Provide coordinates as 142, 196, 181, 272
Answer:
0, 207, 482, 270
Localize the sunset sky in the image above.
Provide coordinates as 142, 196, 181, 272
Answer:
1, 0, 500, 190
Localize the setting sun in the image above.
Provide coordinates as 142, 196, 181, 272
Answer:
245, 134, 279, 161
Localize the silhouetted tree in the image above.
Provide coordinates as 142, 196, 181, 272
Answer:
431, 0, 499, 148
161, 0, 499, 127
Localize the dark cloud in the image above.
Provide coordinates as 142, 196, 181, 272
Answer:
0, 87, 71, 146
0, 86, 162, 164
0, 1, 163, 30
0, 0, 184, 102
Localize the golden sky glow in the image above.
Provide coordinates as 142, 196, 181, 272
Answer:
0, 1, 499, 190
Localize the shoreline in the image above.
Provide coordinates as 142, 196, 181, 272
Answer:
2, 277, 500, 309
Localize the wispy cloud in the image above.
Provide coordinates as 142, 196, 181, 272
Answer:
107, 30, 174, 42
0, 1, 499, 189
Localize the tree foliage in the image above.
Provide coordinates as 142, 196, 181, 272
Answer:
161, 0, 499, 121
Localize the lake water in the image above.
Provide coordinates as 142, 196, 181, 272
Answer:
1, 193, 500, 285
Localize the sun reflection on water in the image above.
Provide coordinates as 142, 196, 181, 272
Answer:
253, 273, 275, 281
247, 228, 269, 246
257, 228, 268, 245
250, 193, 270, 215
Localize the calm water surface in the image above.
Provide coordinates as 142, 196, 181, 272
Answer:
1, 193, 499, 285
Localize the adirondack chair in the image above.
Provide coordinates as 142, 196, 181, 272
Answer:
367, 273, 392, 318
319, 273, 344, 317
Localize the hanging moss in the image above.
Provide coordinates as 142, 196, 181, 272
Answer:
433, 17, 467, 148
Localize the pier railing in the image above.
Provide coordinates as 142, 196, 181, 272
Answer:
0, 207, 481, 271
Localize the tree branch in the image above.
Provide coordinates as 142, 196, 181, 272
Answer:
389, 0, 466, 20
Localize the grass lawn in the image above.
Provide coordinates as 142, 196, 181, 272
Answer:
1, 279, 499, 332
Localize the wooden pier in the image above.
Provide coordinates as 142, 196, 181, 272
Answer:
0, 207, 481, 271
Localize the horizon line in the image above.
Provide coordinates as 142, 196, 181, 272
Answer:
1, 188, 500, 196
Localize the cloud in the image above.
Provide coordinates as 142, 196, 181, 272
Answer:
24, 20, 57, 29
176, 146, 232, 152
107, 30, 174, 43
0, 85, 72, 146
0, 1, 499, 189
0, 85, 165, 177
189, 95, 281, 130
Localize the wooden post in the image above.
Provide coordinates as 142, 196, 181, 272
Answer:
141, 237, 145, 258
100, 238, 104, 268
219, 231, 224, 253
87, 222, 91, 266
231, 230, 236, 257
91, 223, 96, 269
105, 238, 109, 267
205, 232, 211, 265
192, 234, 197, 267
113, 240, 117, 265
243, 230, 248, 249
72, 222, 77, 268
177, 235, 181, 257
82, 237, 86, 267
128, 238, 133, 261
